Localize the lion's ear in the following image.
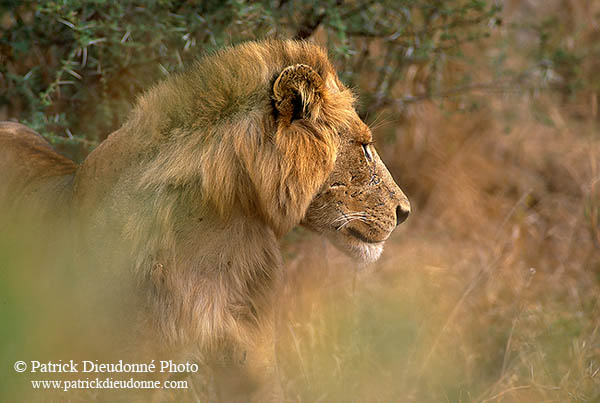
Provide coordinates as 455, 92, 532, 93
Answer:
272, 64, 324, 125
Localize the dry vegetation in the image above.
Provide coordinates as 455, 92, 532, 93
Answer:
1, 1, 599, 402
275, 2, 600, 402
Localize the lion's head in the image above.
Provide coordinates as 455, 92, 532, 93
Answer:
268, 53, 410, 264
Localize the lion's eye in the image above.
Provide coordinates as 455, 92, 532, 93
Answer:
362, 143, 373, 162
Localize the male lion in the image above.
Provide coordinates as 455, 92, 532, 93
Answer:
0, 39, 409, 401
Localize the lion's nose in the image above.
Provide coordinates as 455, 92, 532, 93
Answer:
396, 203, 410, 226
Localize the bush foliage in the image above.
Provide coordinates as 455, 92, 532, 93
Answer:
2, 0, 500, 159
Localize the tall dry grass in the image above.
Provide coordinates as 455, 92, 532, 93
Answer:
275, 1, 600, 401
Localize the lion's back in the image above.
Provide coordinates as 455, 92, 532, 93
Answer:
0, 122, 77, 219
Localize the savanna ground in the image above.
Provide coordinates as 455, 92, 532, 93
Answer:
1, 1, 599, 402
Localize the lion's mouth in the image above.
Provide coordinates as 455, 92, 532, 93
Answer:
346, 227, 385, 244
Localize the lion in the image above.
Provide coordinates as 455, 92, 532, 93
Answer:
0, 39, 410, 402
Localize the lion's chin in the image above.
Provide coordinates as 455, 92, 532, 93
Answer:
346, 241, 384, 264
327, 231, 385, 264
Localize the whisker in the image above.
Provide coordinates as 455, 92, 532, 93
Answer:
337, 217, 364, 230
331, 212, 367, 225
332, 209, 373, 230
331, 212, 366, 219
332, 213, 366, 221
